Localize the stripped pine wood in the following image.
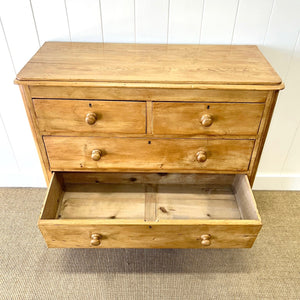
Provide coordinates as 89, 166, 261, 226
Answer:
43, 137, 255, 172
248, 91, 279, 185
62, 172, 236, 186
153, 102, 264, 136
30, 86, 270, 101
38, 223, 261, 248
14, 43, 283, 248
144, 184, 157, 221
38, 173, 261, 248
19, 86, 52, 183
26, 82, 283, 90
156, 185, 241, 220
33, 99, 146, 134
16, 43, 282, 86
233, 174, 261, 220
60, 184, 145, 220
40, 173, 63, 219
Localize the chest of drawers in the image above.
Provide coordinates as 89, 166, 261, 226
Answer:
15, 43, 283, 248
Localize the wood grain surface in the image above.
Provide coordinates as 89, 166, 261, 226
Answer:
33, 99, 146, 134
44, 137, 255, 172
16, 42, 282, 87
30, 86, 270, 101
14, 43, 283, 249
153, 102, 264, 136
38, 173, 261, 248
61, 172, 236, 186
39, 223, 261, 248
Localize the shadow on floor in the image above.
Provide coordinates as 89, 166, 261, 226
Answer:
56, 247, 254, 274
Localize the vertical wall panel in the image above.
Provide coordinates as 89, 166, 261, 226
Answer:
66, 0, 103, 42
200, 0, 239, 44
257, 0, 300, 175
31, 0, 70, 44
260, 0, 300, 78
282, 121, 300, 174
168, 0, 204, 44
0, 115, 18, 172
279, 36, 300, 175
135, 0, 169, 43
0, 0, 40, 71
232, 0, 273, 45
0, 19, 43, 181
101, 0, 135, 42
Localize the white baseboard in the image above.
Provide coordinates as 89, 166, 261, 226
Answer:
253, 174, 300, 190
0, 172, 299, 190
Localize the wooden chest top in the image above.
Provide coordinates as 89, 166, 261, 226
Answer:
15, 42, 283, 88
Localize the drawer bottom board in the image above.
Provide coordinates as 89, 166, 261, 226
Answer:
58, 183, 241, 221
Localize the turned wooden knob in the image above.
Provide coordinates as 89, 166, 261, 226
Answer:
200, 114, 213, 127
85, 112, 97, 125
196, 150, 207, 163
90, 233, 102, 246
201, 234, 211, 246
91, 149, 102, 161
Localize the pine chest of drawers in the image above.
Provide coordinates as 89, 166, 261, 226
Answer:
15, 42, 284, 248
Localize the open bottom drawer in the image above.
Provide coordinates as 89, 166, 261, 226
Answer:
39, 173, 262, 248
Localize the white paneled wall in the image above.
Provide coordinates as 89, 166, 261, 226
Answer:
136, 0, 169, 43
200, 0, 239, 44
66, 0, 103, 42
0, 0, 299, 189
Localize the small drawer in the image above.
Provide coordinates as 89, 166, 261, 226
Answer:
39, 173, 262, 248
153, 102, 264, 136
33, 99, 146, 134
44, 137, 255, 172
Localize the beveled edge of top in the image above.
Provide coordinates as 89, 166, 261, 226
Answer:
15, 42, 284, 90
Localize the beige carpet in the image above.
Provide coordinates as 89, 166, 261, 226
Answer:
0, 188, 299, 300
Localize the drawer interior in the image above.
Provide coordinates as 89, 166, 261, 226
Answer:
41, 173, 260, 222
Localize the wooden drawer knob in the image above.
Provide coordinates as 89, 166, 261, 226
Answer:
85, 112, 97, 125
90, 233, 102, 246
91, 149, 102, 161
196, 150, 207, 163
200, 114, 213, 127
201, 234, 211, 246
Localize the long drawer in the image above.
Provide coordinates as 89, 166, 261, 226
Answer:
39, 172, 262, 248
44, 137, 255, 172
33, 99, 146, 134
153, 102, 264, 136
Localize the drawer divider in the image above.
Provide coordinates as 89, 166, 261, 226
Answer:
144, 184, 157, 222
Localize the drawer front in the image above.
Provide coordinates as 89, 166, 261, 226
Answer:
153, 102, 264, 136
33, 99, 146, 134
44, 137, 254, 172
39, 223, 260, 248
